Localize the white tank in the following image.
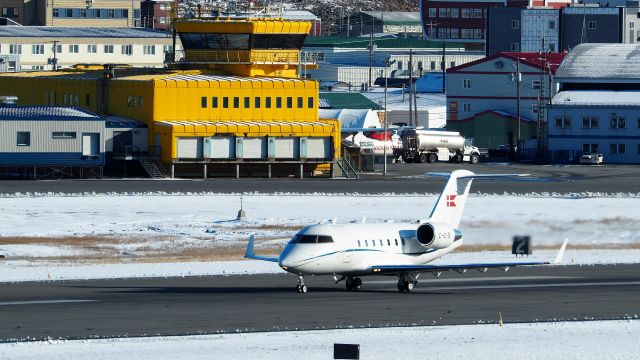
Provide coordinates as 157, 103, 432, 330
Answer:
410, 130, 465, 151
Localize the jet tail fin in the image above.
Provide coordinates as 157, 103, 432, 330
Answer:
427, 171, 530, 228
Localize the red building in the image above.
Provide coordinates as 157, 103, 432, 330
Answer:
141, 0, 174, 31
421, 0, 530, 49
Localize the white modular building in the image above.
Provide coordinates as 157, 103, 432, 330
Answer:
0, 27, 177, 71
0, 105, 105, 177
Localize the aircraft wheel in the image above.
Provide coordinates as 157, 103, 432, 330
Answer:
300, 285, 308, 293
354, 278, 362, 291
296, 285, 302, 293
345, 279, 354, 291
397, 280, 407, 292
406, 282, 415, 292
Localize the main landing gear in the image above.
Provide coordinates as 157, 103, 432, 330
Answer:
345, 277, 362, 291
296, 275, 307, 293
397, 273, 418, 293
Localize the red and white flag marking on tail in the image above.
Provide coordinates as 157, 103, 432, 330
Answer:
446, 194, 457, 207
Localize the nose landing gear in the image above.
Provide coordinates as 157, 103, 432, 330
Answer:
295, 276, 307, 293
397, 273, 418, 293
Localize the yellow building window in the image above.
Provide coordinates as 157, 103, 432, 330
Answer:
266, 97, 271, 108
212, 97, 218, 108
201, 96, 207, 108
223, 97, 229, 108
286, 97, 292, 109
254, 97, 261, 108
297, 97, 303, 108
244, 97, 250, 108
307, 97, 314, 108
233, 97, 239, 108
276, 97, 282, 108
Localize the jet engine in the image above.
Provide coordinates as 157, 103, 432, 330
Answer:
416, 223, 461, 249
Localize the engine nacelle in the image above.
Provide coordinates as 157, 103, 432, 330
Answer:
416, 223, 461, 249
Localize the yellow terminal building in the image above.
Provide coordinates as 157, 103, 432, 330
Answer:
0, 18, 340, 178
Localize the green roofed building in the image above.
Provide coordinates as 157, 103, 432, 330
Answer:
319, 92, 384, 110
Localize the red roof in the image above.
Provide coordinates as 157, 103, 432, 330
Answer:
447, 51, 567, 74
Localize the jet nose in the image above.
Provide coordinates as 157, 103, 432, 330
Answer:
278, 253, 293, 270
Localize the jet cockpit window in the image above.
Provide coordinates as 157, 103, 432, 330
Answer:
294, 235, 333, 244
298, 235, 318, 243
317, 235, 333, 243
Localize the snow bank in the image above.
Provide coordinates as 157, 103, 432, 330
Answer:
1, 320, 637, 360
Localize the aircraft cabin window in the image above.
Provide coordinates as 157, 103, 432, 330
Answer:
365, 240, 368, 246
317, 235, 333, 243
395, 239, 398, 246
387, 239, 391, 246
357, 240, 361, 247
379, 240, 383, 246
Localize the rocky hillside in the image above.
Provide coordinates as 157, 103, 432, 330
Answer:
294, 0, 420, 35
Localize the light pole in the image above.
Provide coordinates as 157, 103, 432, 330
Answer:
383, 58, 396, 176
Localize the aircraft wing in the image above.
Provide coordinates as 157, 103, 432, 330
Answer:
371, 261, 547, 275
371, 239, 568, 275
244, 235, 279, 263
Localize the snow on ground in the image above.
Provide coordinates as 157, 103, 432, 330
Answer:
0, 193, 639, 282
1, 320, 638, 360
2, 249, 640, 283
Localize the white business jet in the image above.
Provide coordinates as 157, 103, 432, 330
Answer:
245, 169, 567, 293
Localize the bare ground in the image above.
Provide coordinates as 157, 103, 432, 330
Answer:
1, 235, 639, 264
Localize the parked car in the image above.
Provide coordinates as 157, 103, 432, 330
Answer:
580, 153, 603, 165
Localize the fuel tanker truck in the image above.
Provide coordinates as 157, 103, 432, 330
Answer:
395, 129, 481, 164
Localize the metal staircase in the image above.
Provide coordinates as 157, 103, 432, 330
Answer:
139, 159, 166, 178
336, 151, 359, 179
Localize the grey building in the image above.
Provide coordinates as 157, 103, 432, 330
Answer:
560, 7, 622, 51
547, 43, 640, 163
486, 7, 522, 55
487, 5, 632, 55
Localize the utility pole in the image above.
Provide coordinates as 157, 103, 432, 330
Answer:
408, 46, 413, 127
368, 18, 374, 89
384, 59, 396, 177
513, 58, 521, 151
50, 40, 59, 71
441, 41, 446, 93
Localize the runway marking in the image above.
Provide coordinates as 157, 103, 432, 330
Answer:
367, 276, 577, 284
0, 300, 97, 306
418, 280, 640, 292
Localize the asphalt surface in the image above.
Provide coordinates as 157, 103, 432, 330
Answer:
1, 264, 639, 341
1, 163, 640, 194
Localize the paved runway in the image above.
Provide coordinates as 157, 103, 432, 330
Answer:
1, 264, 639, 341
2, 163, 640, 194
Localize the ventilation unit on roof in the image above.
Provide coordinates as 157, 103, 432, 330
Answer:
0, 96, 18, 106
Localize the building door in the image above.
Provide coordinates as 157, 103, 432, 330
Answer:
113, 131, 132, 155
82, 133, 99, 157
